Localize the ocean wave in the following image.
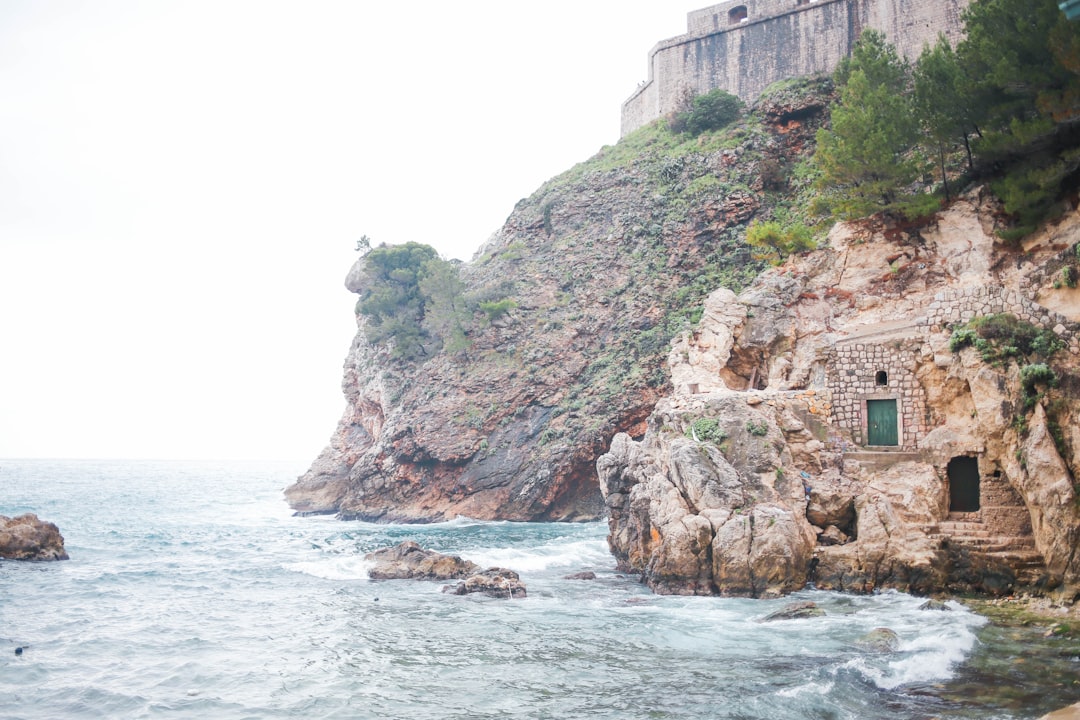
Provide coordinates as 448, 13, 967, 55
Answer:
282, 555, 373, 581
466, 538, 611, 573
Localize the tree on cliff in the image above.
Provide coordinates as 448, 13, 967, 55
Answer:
955, 0, 1080, 238
914, 35, 976, 200
356, 242, 472, 360
814, 30, 927, 220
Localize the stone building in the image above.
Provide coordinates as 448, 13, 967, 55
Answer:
622, 0, 971, 135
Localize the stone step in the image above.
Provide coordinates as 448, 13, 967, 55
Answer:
844, 451, 927, 471
985, 549, 1045, 564
947, 535, 1036, 549
947, 511, 982, 522
939, 521, 986, 533
978, 539, 1037, 553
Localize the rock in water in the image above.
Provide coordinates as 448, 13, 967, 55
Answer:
856, 628, 900, 653
0, 514, 69, 561
444, 568, 527, 599
365, 541, 480, 580
758, 601, 825, 622
918, 599, 952, 612
564, 571, 596, 580
366, 541, 528, 599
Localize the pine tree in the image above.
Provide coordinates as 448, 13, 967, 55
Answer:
815, 31, 925, 219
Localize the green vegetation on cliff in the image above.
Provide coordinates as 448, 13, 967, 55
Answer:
813, 0, 1080, 235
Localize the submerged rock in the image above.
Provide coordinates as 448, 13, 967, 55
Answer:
365, 541, 479, 580
856, 627, 900, 653
443, 567, 527, 599
0, 513, 68, 561
759, 601, 825, 622
919, 599, 952, 612
564, 571, 596, 580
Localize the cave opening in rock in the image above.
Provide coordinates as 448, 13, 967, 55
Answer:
947, 456, 980, 512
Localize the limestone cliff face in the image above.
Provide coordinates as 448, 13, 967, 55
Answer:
286, 81, 834, 523
599, 194, 1080, 597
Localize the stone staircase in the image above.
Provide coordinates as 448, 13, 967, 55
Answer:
843, 450, 927, 472
930, 512, 1047, 585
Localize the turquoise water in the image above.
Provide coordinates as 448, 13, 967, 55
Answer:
0, 459, 1075, 719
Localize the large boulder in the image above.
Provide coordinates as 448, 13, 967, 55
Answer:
443, 568, 527, 599
366, 541, 528, 599
598, 394, 817, 597
0, 514, 68, 561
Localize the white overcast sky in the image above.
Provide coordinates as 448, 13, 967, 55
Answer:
0, 1, 689, 463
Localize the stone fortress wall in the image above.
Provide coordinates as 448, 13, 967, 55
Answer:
622, 0, 971, 136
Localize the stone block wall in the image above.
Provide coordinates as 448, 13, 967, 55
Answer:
918, 286, 1080, 355
622, 0, 970, 135
826, 339, 929, 449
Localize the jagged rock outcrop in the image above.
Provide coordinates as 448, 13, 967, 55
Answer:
286, 79, 834, 523
599, 194, 1080, 597
443, 568, 527, 599
365, 541, 527, 598
365, 541, 480, 580
0, 514, 68, 561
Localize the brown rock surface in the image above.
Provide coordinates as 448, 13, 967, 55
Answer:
600, 196, 1080, 597
0, 514, 69, 561
285, 82, 832, 524
443, 568, 527, 599
365, 541, 480, 580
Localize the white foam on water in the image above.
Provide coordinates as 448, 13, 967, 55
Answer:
776, 680, 835, 698
468, 538, 611, 573
283, 555, 374, 581
840, 606, 983, 690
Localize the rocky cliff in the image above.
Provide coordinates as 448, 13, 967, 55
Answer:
598, 193, 1080, 597
286, 80, 833, 523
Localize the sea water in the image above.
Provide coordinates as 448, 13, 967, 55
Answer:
0, 459, 1076, 719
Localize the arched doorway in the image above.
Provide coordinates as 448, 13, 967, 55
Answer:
948, 456, 980, 512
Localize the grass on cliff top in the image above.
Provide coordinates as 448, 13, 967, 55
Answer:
548, 114, 759, 189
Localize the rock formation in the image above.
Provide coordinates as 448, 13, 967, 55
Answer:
365, 541, 527, 598
0, 514, 69, 561
443, 568, 527, 599
365, 541, 480, 580
286, 79, 834, 523
598, 192, 1080, 597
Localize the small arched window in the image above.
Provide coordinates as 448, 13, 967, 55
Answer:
875, 370, 888, 386
728, 6, 748, 24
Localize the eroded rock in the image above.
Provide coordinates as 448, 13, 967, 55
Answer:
0, 514, 68, 561
600, 197, 1080, 598
444, 568, 527, 599
759, 600, 825, 622
365, 541, 480, 580
856, 627, 900, 652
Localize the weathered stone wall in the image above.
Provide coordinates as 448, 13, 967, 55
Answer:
918, 286, 1080, 355
621, 0, 970, 135
827, 337, 929, 449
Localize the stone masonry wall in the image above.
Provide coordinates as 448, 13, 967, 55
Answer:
918, 286, 1080, 355
621, 0, 970, 135
827, 339, 929, 449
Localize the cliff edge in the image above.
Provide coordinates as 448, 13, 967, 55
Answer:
285, 81, 833, 523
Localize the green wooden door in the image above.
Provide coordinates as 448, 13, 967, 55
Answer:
867, 399, 898, 446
